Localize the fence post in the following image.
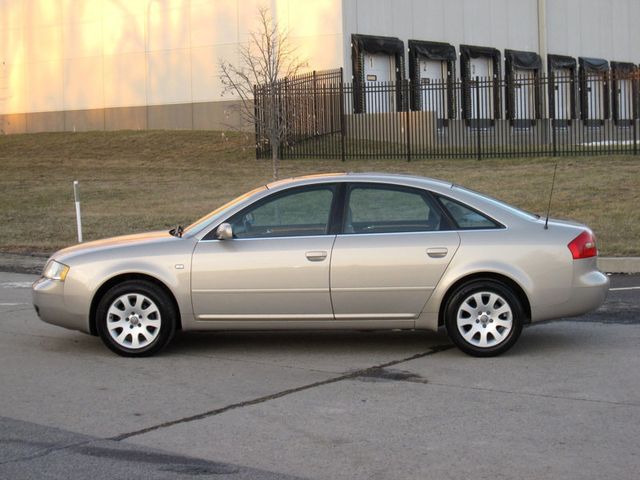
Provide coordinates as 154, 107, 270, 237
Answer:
550, 73, 557, 157
339, 67, 346, 162
475, 76, 482, 161
280, 78, 287, 159
405, 80, 411, 162
634, 116, 638, 156
312, 70, 318, 137
254, 85, 261, 160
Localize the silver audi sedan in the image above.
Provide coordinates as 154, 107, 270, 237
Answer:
33, 173, 608, 357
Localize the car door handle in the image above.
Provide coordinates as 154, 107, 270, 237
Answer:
305, 251, 328, 262
426, 247, 448, 258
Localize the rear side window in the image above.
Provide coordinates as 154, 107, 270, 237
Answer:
345, 185, 443, 233
438, 196, 500, 229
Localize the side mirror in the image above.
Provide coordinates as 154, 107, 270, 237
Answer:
216, 223, 233, 240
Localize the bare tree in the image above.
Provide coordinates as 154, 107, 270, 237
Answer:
219, 6, 307, 180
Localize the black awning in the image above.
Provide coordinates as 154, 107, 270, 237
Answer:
459, 45, 502, 121
579, 57, 609, 73
351, 34, 405, 113
407, 41, 456, 116
505, 49, 541, 70
351, 34, 404, 57
460, 44, 500, 62
548, 54, 577, 70
408, 40, 456, 61
611, 61, 636, 74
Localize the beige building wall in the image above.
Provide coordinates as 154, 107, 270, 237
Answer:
0, 0, 344, 134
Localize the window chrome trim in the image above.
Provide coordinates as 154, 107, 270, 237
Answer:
198, 234, 337, 243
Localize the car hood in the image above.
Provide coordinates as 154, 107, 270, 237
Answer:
52, 231, 177, 264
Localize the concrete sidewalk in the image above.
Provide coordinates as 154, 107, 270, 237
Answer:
1, 252, 639, 275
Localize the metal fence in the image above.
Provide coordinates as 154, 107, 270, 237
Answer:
255, 68, 640, 160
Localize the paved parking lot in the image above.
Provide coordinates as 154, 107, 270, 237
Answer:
1, 271, 639, 479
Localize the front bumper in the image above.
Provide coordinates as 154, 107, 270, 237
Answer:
32, 277, 90, 333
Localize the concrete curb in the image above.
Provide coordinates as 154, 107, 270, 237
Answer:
0, 253, 48, 275
597, 257, 640, 274
1, 252, 639, 275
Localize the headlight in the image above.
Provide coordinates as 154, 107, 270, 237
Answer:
43, 260, 70, 281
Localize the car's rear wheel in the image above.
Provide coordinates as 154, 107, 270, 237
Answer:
96, 280, 176, 357
444, 279, 524, 357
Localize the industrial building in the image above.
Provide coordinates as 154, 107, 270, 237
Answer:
1, 0, 639, 134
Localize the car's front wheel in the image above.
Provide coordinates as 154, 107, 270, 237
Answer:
444, 279, 524, 357
96, 280, 176, 357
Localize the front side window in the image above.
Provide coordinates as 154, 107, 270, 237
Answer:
228, 187, 335, 238
344, 185, 442, 234
438, 196, 500, 229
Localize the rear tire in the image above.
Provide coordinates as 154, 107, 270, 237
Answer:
444, 279, 524, 357
96, 280, 176, 357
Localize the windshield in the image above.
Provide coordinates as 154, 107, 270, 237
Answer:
453, 185, 540, 220
183, 186, 267, 235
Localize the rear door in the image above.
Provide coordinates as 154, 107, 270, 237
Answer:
330, 183, 460, 321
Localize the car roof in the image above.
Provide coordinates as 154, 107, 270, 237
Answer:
264, 172, 538, 226
266, 172, 454, 192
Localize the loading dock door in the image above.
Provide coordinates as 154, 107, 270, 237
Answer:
586, 73, 605, 121
514, 69, 534, 123
470, 57, 493, 123
554, 68, 572, 121
420, 59, 447, 123
617, 78, 632, 121
364, 52, 395, 113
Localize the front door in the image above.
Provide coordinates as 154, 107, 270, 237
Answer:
191, 185, 338, 321
330, 183, 460, 321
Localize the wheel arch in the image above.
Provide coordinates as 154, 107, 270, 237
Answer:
89, 273, 182, 336
437, 272, 532, 328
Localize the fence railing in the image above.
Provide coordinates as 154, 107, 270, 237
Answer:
255, 68, 640, 160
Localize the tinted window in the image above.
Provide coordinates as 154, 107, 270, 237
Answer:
228, 187, 334, 238
439, 196, 499, 229
345, 186, 442, 234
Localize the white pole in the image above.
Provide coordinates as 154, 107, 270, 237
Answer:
73, 180, 83, 243
537, 0, 548, 75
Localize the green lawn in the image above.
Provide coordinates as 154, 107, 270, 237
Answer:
0, 130, 638, 256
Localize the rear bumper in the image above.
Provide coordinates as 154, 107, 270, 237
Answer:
532, 261, 609, 322
32, 277, 90, 334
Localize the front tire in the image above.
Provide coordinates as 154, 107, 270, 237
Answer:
444, 279, 524, 357
96, 280, 176, 357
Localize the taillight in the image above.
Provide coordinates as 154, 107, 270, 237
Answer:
568, 231, 598, 259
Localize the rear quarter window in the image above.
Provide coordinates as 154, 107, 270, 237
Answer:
438, 196, 501, 230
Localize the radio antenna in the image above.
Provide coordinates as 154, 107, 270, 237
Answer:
544, 161, 559, 230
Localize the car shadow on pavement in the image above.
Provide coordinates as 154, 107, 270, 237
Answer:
166, 329, 451, 357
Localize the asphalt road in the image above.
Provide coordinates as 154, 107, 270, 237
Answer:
1, 272, 638, 480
